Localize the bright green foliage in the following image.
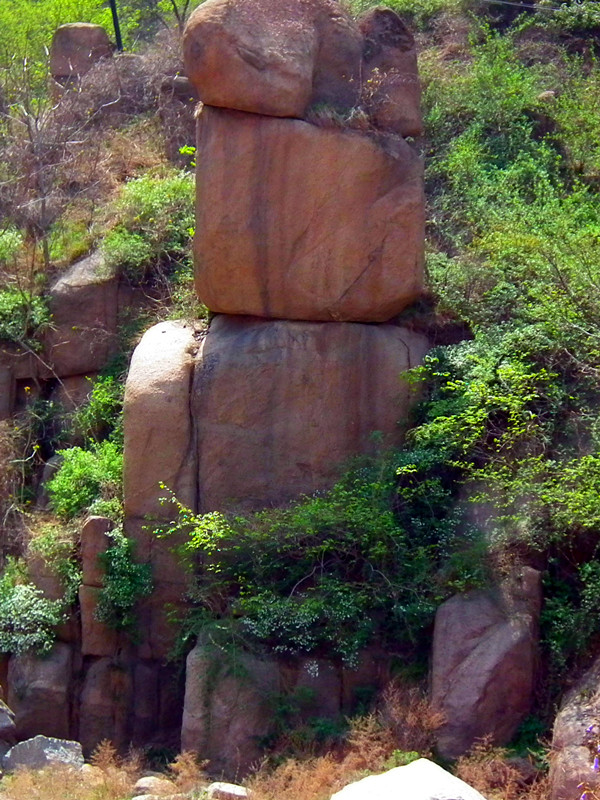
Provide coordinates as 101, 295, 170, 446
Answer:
409, 25, 600, 679
0, 559, 65, 655
0, 0, 111, 95
95, 528, 152, 633
102, 171, 194, 285
71, 375, 124, 444
47, 439, 123, 520
0, 229, 22, 266
0, 290, 50, 348
161, 459, 486, 667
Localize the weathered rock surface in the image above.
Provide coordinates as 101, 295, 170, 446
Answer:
78, 657, 132, 754
182, 642, 280, 777
81, 515, 114, 587
50, 23, 112, 80
45, 252, 119, 377
183, 0, 361, 118
193, 316, 429, 511
0, 700, 16, 743
124, 320, 199, 520
79, 585, 118, 656
124, 321, 199, 660
3, 735, 84, 772
359, 8, 423, 137
7, 643, 72, 740
549, 654, 600, 800
194, 107, 424, 322
330, 758, 487, 800
431, 568, 541, 759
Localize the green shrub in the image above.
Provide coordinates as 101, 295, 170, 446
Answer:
0, 289, 50, 348
95, 528, 152, 633
0, 228, 22, 266
102, 171, 194, 286
71, 375, 124, 444
0, 559, 65, 655
160, 456, 487, 667
47, 440, 123, 520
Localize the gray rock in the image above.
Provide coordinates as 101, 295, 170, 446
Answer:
0, 700, 16, 742
3, 735, 84, 771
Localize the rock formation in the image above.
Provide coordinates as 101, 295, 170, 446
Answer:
4, 0, 429, 773
549, 655, 600, 800
431, 567, 541, 759
50, 23, 113, 84
123, 0, 428, 775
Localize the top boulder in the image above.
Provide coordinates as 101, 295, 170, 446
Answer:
183, 0, 362, 118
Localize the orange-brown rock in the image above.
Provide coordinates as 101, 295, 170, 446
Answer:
183, 0, 361, 118
194, 316, 429, 511
78, 657, 132, 754
182, 643, 280, 777
80, 516, 114, 588
79, 586, 118, 657
8, 643, 73, 740
124, 321, 199, 520
359, 8, 423, 137
194, 107, 424, 322
50, 23, 112, 81
431, 568, 541, 759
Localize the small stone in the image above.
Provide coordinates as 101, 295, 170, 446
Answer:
133, 776, 178, 796
208, 783, 249, 799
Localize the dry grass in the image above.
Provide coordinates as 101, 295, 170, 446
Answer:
248, 680, 444, 800
0, 744, 209, 800
455, 738, 550, 800
0, 741, 140, 800
167, 751, 208, 793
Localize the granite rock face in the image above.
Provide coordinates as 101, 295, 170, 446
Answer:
194, 106, 424, 322
549, 655, 600, 800
431, 568, 541, 759
7, 643, 73, 740
181, 642, 280, 777
193, 316, 430, 511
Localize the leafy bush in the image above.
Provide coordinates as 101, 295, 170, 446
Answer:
0, 289, 50, 347
71, 375, 124, 444
102, 171, 194, 285
161, 457, 486, 667
0, 559, 65, 655
95, 528, 152, 633
47, 440, 123, 520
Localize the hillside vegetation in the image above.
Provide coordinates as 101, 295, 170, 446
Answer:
1, 0, 600, 795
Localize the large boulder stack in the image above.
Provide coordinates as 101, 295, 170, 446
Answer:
121, 0, 427, 774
